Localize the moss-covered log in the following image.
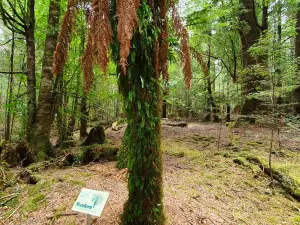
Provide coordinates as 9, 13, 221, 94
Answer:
245, 155, 300, 201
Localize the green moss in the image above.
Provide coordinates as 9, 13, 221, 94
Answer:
246, 141, 264, 147
50, 205, 67, 222
23, 193, 46, 212
36, 151, 49, 162
190, 135, 215, 142
243, 154, 300, 201
233, 157, 250, 167
292, 216, 300, 223
68, 179, 86, 186
116, 126, 130, 169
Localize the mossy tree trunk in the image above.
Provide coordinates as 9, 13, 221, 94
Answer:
25, 0, 37, 142
116, 1, 165, 224
296, 2, 300, 71
239, 0, 264, 115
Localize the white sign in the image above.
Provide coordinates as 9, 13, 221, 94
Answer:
72, 188, 109, 217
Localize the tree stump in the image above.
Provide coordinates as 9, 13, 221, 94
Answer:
16, 141, 34, 167
81, 126, 106, 146
19, 170, 37, 184
62, 153, 75, 166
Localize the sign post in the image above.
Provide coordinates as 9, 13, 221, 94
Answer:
72, 188, 109, 224
86, 214, 92, 225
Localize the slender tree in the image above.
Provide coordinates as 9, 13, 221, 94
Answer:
296, 2, 300, 70
33, 0, 61, 159
0, 0, 36, 141
4, 22, 15, 141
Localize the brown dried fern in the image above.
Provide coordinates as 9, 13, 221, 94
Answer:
53, 0, 78, 75
82, 0, 113, 91
180, 34, 192, 88
117, 0, 140, 75
158, 0, 169, 81
171, 3, 193, 88
190, 47, 209, 77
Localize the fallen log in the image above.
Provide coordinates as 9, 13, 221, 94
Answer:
163, 122, 188, 127
245, 155, 300, 201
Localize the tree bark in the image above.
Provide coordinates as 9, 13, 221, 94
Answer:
162, 87, 168, 118
239, 0, 264, 115
296, 2, 300, 70
57, 80, 68, 146
25, 0, 36, 142
34, 0, 61, 160
5, 29, 15, 141
207, 31, 219, 122
262, 0, 268, 33
79, 25, 88, 138
239, 0, 260, 67
68, 72, 80, 136
80, 92, 88, 138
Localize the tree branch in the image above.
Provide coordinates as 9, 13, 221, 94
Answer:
0, 71, 26, 74
252, 0, 262, 30
0, 3, 25, 29
6, 0, 25, 24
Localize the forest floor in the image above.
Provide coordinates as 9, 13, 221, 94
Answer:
1, 122, 300, 225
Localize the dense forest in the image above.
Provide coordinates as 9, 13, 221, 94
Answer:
1, 0, 300, 224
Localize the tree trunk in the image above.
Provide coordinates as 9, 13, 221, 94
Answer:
226, 104, 231, 122
162, 88, 168, 118
68, 73, 80, 136
5, 29, 15, 141
262, 0, 268, 34
239, 0, 262, 115
25, 0, 36, 142
79, 19, 88, 139
34, 0, 61, 160
120, 1, 165, 224
57, 80, 68, 146
80, 92, 88, 138
207, 31, 219, 122
296, 2, 300, 70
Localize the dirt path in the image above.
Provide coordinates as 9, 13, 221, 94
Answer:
3, 122, 300, 225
